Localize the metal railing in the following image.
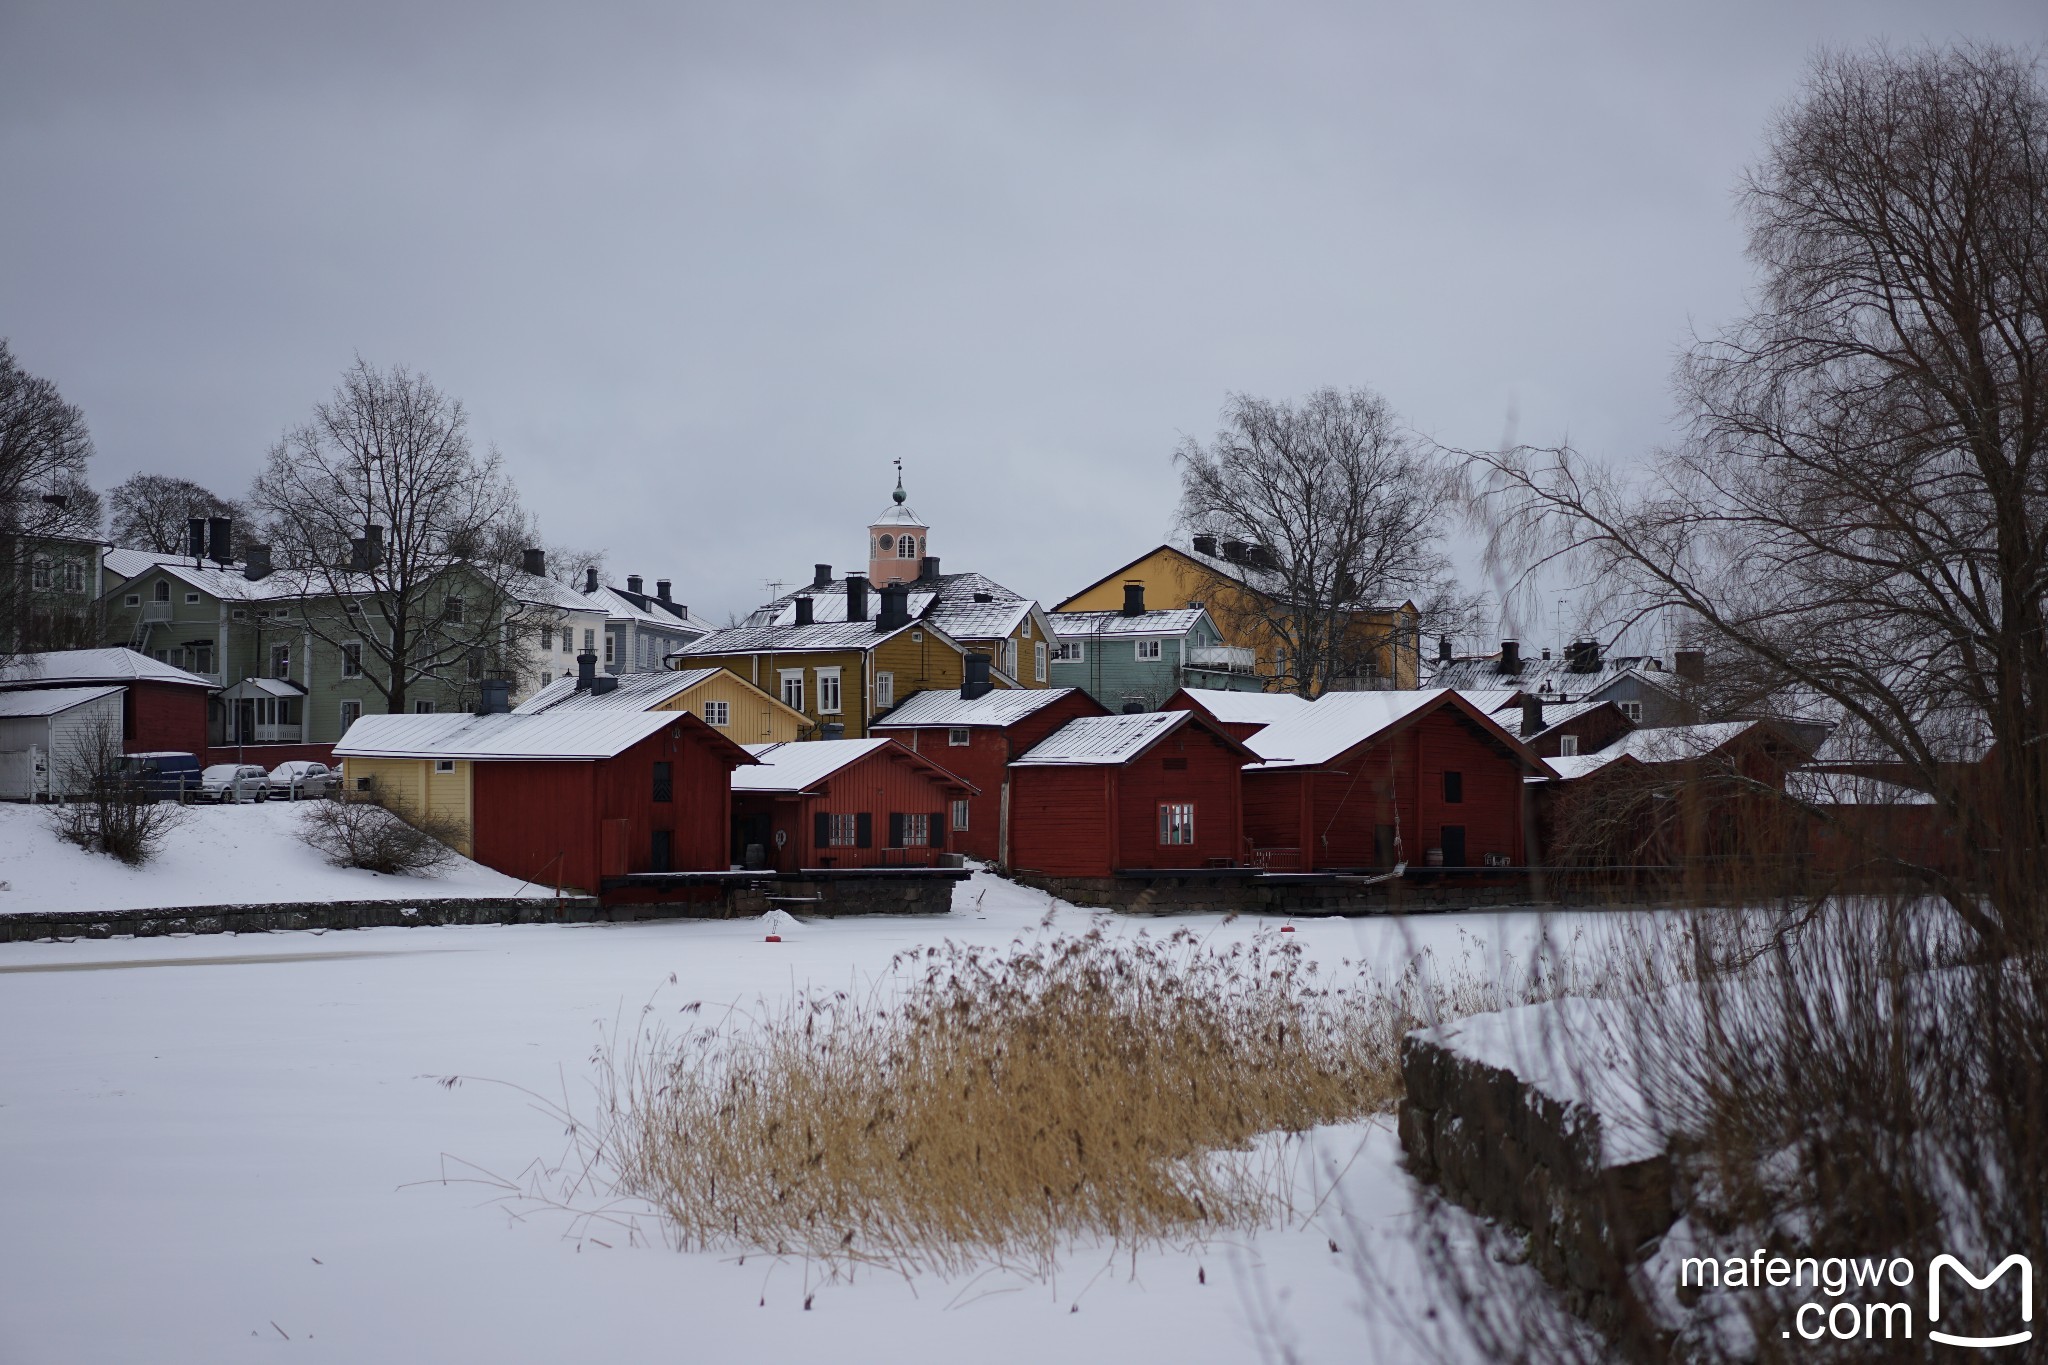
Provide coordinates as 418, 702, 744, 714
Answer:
1186, 645, 1257, 672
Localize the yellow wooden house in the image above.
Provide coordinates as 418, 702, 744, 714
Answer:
510, 664, 809, 741
1055, 542, 1421, 693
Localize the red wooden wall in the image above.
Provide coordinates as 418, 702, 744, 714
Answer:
1007, 719, 1249, 877
473, 760, 599, 891
1006, 768, 1114, 876
736, 743, 969, 873
125, 681, 210, 755
885, 690, 1105, 861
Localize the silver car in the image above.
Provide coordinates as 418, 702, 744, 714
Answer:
199, 763, 271, 803
266, 760, 335, 800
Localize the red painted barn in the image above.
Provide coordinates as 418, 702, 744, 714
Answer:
732, 738, 977, 872
334, 708, 755, 896
872, 685, 1107, 861
1161, 686, 1312, 743
1006, 711, 1255, 877
1242, 690, 1552, 872
0, 648, 213, 755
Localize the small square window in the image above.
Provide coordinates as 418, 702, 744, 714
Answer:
948, 727, 970, 746
703, 700, 730, 726
1559, 735, 1580, 757
124, 594, 139, 607
184, 592, 200, 604
1619, 701, 1643, 723
434, 760, 455, 774
911, 630, 923, 642
1135, 640, 1163, 661
414, 700, 435, 714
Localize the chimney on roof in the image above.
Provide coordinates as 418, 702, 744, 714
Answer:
656, 579, 672, 603
363, 524, 383, 568
876, 583, 911, 631
590, 674, 618, 695
1122, 702, 1145, 714
1675, 649, 1706, 682
1221, 539, 1247, 563
1498, 640, 1522, 675
521, 548, 546, 577
819, 722, 845, 740
348, 536, 368, 571
1121, 582, 1146, 617
972, 591, 993, 603
1192, 534, 1218, 557
583, 566, 599, 594
961, 652, 993, 701
794, 595, 815, 627
477, 678, 511, 715
919, 556, 940, 582
576, 650, 597, 691
626, 574, 643, 597
1567, 639, 1602, 674
1438, 635, 1452, 663
846, 574, 869, 622
812, 563, 832, 589
206, 517, 232, 565
187, 517, 207, 561
1520, 696, 1545, 737
243, 545, 272, 581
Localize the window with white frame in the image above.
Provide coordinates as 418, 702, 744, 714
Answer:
827, 812, 859, 846
898, 535, 917, 560
582, 628, 595, 653
604, 633, 616, 665
31, 559, 51, 590
1022, 617, 1031, 638
339, 700, 361, 733
1559, 734, 1580, 756
899, 812, 930, 845
182, 590, 198, 604
64, 562, 84, 592
780, 669, 804, 712
1034, 641, 1047, 682
1054, 640, 1083, 662
414, 700, 436, 714
951, 799, 970, 831
1001, 639, 1018, 676
1158, 802, 1196, 845
153, 579, 170, 602
816, 667, 842, 714
541, 671, 551, 685
703, 700, 730, 726
875, 672, 894, 709
1135, 639, 1163, 661
948, 727, 970, 746
443, 595, 465, 623
1619, 701, 1642, 722
539, 624, 553, 650
124, 594, 139, 607
341, 643, 362, 677
270, 644, 291, 678
434, 760, 455, 774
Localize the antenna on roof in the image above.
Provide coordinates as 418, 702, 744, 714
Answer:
764, 579, 788, 599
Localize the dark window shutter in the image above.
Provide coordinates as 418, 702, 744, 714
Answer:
856, 812, 873, 848
888, 813, 905, 848
929, 812, 945, 848
814, 811, 830, 848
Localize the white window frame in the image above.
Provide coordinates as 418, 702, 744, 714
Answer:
948, 727, 970, 747
270, 643, 291, 678
582, 628, 595, 652
1559, 734, 1580, 757
1135, 639, 1163, 661
434, 760, 456, 774
62, 561, 83, 593
951, 798, 970, 831
1619, 701, 1643, 722
1002, 639, 1018, 676
123, 593, 140, 607
901, 812, 930, 845
816, 666, 842, 715
339, 700, 362, 733
1055, 641, 1083, 662
875, 672, 894, 709
898, 535, 917, 560
604, 632, 616, 665
703, 699, 730, 727
779, 669, 805, 713
827, 812, 859, 847
1035, 640, 1048, 682
413, 700, 436, 714
183, 590, 199, 604
341, 642, 362, 678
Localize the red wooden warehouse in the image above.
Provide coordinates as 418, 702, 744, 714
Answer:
731, 738, 977, 872
872, 684, 1107, 862
1006, 710, 1256, 877
335, 708, 755, 898
1160, 686, 1312, 743
0, 648, 213, 756
1241, 690, 1553, 872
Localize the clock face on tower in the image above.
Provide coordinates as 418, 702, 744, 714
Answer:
878, 534, 894, 551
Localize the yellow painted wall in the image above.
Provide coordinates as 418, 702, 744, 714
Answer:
688, 630, 976, 738
337, 757, 475, 854
654, 670, 807, 742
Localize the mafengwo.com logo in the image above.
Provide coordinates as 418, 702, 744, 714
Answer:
1679, 1251, 2032, 1346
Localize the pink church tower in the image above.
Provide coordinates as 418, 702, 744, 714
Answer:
867, 460, 929, 587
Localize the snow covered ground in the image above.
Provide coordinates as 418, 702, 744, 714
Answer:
0, 871, 1597, 1363
0, 800, 556, 916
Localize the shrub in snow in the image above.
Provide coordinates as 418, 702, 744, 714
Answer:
298, 794, 460, 876
46, 718, 186, 866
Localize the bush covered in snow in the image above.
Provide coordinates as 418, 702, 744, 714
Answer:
297, 795, 461, 876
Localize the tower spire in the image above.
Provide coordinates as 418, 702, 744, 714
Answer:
893, 457, 906, 504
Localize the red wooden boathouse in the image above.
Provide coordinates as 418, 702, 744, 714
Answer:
731, 738, 977, 872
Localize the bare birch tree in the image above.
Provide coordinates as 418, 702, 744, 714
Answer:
249, 359, 533, 714
1175, 387, 1477, 696
1460, 44, 2048, 946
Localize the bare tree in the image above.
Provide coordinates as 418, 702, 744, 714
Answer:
0, 340, 101, 655
46, 715, 187, 866
1462, 45, 2048, 947
1176, 388, 1479, 696
249, 359, 534, 715
106, 474, 250, 555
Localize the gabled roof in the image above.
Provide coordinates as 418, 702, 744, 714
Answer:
682, 617, 961, 657
333, 709, 755, 764
747, 571, 1042, 643
1786, 769, 1937, 806
873, 686, 1092, 730
0, 684, 125, 718
926, 597, 1035, 640
103, 546, 597, 618
1428, 653, 1679, 704
734, 738, 975, 794
0, 648, 216, 690
587, 584, 705, 636
1053, 543, 1414, 616
1245, 689, 1552, 774
513, 667, 725, 714
1530, 750, 1647, 783
1167, 687, 1312, 728
1012, 711, 1192, 766
1604, 720, 1785, 766
1048, 608, 1210, 638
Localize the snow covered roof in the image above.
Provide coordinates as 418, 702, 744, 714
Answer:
0, 684, 125, 718
222, 677, 306, 701
747, 572, 1038, 643
514, 667, 726, 714
334, 710, 719, 761
733, 738, 974, 793
1453, 688, 1522, 716
1049, 609, 1209, 638
587, 584, 703, 635
1786, 770, 1937, 806
926, 597, 1034, 640
1012, 711, 1194, 766
873, 687, 1087, 729
512, 572, 605, 614
1529, 750, 1644, 783
1606, 721, 1772, 765
762, 589, 939, 626
1428, 652, 1676, 703
1243, 689, 1552, 774
0, 648, 216, 690
1171, 687, 1312, 727
871, 502, 925, 528
683, 618, 947, 657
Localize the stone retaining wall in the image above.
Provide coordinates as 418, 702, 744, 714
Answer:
1010, 871, 1547, 916
1399, 1028, 1678, 1354
0, 895, 603, 942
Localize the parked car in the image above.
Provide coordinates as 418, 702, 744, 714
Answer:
115, 751, 203, 801
199, 764, 271, 803
266, 760, 335, 800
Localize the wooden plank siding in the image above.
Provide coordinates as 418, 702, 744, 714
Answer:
337, 757, 477, 853
123, 681, 210, 755
649, 671, 808, 743
884, 689, 1108, 861
733, 743, 972, 873
686, 630, 983, 739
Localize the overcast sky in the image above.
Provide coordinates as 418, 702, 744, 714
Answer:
2, 1, 2041, 642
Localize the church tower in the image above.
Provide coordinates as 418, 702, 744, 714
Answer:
867, 461, 929, 587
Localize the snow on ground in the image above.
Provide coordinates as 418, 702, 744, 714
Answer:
0, 799, 556, 915
0, 870, 1609, 1363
